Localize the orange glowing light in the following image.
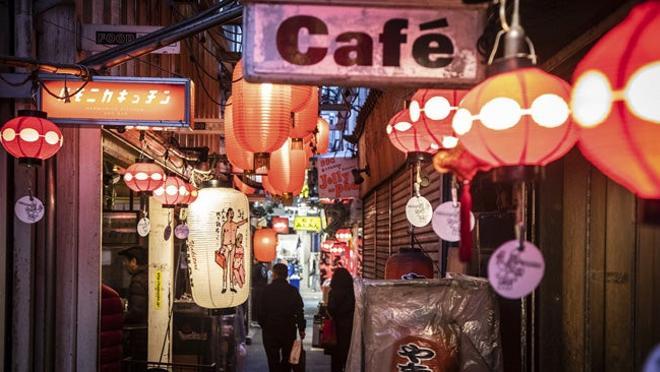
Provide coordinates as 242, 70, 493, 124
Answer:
40, 77, 193, 127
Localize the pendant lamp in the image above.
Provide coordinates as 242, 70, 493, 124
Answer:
232, 60, 291, 168
225, 97, 254, 172
269, 139, 307, 196
290, 87, 319, 147
153, 175, 188, 208
254, 228, 278, 262
571, 1, 660, 223
187, 180, 251, 308
452, 0, 577, 182
1, 110, 63, 166
124, 159, 167, 195
315, 117, 330, 155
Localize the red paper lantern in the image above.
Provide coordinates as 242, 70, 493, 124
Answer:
269, 139, 307, 195
315, 117, 330, 154
384, 247, 434, 280
290, 87, 319, 141
1, 110, 63, 164
410, 89, 467, 150
254, 228, 278, 262
123, 160, 167, 194
452, 68, 577, 170
571, 2, 660, 200
225, 97, 254, 172
321, 240, 337, 251
232, 60, 291, 165
272, 217, 290, 234
153, 175, 188, 208
261, 175, 282, 196
335, 228, 352, 242
179, 182, 198, 206
233, 175, 256, 195
291, 85, 315, 113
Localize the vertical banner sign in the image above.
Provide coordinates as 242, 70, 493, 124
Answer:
187, 187, 251, 309
316, 157, 360, 199
244, 0, 486, 87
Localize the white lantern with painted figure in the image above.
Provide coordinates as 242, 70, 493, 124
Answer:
187, 180, 251, 308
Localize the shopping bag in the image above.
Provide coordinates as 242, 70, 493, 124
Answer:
292, 348, 306, 372
289, 339, 302, 365
320, 318, 337, 348
214, 249, 226, 269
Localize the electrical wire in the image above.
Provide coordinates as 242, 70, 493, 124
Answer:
0, 71, 35, 87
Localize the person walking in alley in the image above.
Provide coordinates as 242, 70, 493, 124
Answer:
327, 268, 355, 372
258, 263, 306, 372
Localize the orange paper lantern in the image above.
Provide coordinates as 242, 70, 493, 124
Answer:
291, 87, 319, 140
452, 68, 577, 169
254, 228, 278, 262
225, 97, 254, 172
232, 60, 291, 163
315, 117, 330, 154
269, 139, 307, 195
233, 175, 256, 195
571, 2, 660, 200
291, 85, 315, 113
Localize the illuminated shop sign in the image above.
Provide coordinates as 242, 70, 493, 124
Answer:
293, 216, 322, 232
39, 76, 194, 128
244, 0, 485, 87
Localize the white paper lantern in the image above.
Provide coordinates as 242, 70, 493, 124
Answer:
187, 181, 251, 308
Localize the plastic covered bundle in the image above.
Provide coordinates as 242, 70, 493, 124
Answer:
346, 274, 503, 372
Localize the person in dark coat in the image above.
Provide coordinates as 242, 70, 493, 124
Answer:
100, 284, 123, 372
327, 268, 355, 372
118, 246, 148, 365
258, 263, 306, 372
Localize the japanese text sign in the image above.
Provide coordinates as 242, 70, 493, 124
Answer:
39, 76, 194, 128
243, 0, 486, 87
316, 157, 359, 199
293, 216, 322, 232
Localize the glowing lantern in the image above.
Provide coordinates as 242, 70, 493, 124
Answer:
335, 228, 352, 242
315, 117, 330, 154
123, 159, 166, 194
225, 97, 254, 172
232, 60, 291, 167
571, 1, 660, 205
187, 180, 250, 308
269, 139, 307, 195
290, 88, 319, 144
254, 228, 277, 262
291, 85, 315, 113
1, 110, 63, 165
233, 175, 256, 195
153, 175, 188, 208
452, 68, 577, 177
410, 89, 465, 149
272, 217, 289, 234
179, 182, 198, 206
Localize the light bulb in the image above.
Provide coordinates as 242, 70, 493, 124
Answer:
625, 62, 660, 124
425, 96, 451, 120
452, 108, 473, 135
409, 100, 421, 122
571, 70, 612, 128
479, 97, 522, 130
531, 94, 570, 128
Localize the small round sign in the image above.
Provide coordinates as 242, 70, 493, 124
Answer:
488, 240, 545, 299
175, 223, 189, 240
15, 195, 45, 224
405, 196, 433, 227
431, 202, 476, 242
137, 217, 151, 237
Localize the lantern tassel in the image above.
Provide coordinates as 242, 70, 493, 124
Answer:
459, 181, 473, 263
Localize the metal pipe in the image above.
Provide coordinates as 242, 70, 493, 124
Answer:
0, 55, 89, 77
80, 2, 242, 71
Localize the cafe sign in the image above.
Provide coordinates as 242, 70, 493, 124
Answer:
243, 0, 486, 87
38, 75, 194, 128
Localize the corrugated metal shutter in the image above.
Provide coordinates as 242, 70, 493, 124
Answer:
360, 163, 445, 279
362, 192, 377, 279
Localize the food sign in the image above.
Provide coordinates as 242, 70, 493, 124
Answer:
39, 75, 194, 128
316, 157, 360, 199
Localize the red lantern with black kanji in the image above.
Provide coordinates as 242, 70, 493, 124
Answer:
571, 1, 660, 208
254, 228, 278, 262
1, 110, 63, 165
452, 68, 577, 179
153, 175, 188, 208
124, 159, 166, 195
232, 60, 291, 167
